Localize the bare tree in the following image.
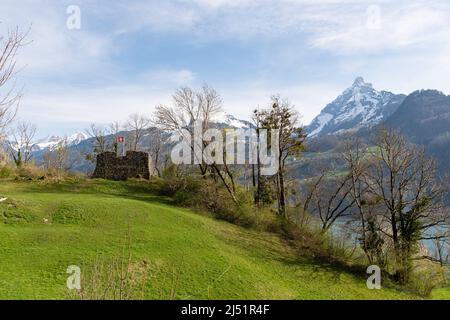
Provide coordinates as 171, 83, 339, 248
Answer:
125, 114, 151, 151
302, 141, 376, 243
147, 127, 168, 177
0, 145, 9, 169
0, 27, 28, 139
154, 85, 222, 176
86, 124, 108, 154
154, 85, 239, 203
431, 233, 449, 267
54, 138, 69, 180
301, 173, 326, 214
305, 171, 355, 231
11, 121, 37, 167
365, 128, 449, 283
342, 137, 386, 266
43, 138, 70, 180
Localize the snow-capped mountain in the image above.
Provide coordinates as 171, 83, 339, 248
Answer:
307, 77, 405, 137
7, 132, 88, 152
211, 112, 253, 129
34, 132, 89, 150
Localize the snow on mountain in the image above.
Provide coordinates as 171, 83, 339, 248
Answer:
34, 131, 89, 150
34, 136, 63, 150
67, 131, 89, 145
309, 113, 333, 137
211, 112, 253, 129
307, 77, 405, 137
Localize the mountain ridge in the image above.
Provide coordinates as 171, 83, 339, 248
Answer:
34, 132, 89, 150
307, 77, 406, 137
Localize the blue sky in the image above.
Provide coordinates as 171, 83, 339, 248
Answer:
2, 0, 450, 137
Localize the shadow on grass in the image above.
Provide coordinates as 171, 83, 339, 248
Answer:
2, 178, 174, 206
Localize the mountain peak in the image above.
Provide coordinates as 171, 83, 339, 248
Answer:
68, 131, 89, 144
307, 78, 405, 137
352, 77, 372, 88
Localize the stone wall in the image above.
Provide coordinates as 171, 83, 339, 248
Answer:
92, 151, 152, 180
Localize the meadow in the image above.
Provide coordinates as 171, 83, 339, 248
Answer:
0, 179, 446, 300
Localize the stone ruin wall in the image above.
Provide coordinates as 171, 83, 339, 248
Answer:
92, 151, 153, 180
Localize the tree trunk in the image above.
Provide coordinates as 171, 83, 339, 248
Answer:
278, 169, 286, 216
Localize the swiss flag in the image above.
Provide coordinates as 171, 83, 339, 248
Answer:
117, 136, 124, 143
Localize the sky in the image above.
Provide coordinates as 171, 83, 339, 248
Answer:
2, 0, 450, 137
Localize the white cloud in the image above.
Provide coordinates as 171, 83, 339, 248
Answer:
309, 1, 450, 53
114, 0, 450, 53
138, 69, 196, 86
0, 1, 113, 76
7, 0, 450, 67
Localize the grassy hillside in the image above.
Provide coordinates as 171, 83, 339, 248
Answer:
0, 179, 436, 300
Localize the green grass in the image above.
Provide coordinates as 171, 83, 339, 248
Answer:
0, 179, 439, 300
431, 287, 450, 300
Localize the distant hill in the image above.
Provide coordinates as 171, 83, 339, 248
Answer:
384, 89, 450, 145
384, 89, 450, 172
